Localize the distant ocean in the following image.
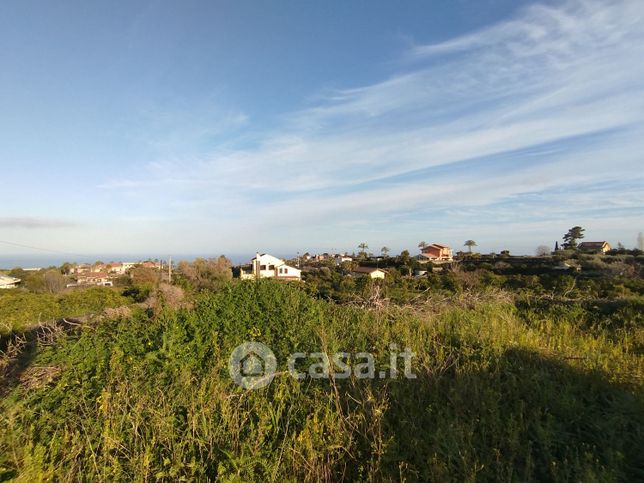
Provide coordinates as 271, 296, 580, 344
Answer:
0, 253, 274, 270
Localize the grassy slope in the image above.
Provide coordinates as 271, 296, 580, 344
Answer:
0, 281, 642, 481
0, 287, 131, 336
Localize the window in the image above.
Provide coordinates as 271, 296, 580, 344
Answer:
269, 265, 275, 270
260, 265, 267, 270
283, 268, 288, 274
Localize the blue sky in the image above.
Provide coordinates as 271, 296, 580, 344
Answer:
1, 0, 643, 260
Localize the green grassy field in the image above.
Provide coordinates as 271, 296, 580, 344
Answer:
1, 281, 641, 481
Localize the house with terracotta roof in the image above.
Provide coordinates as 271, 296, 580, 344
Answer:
140, 261, 161, 270
75, 272, 113, 287
578, 241, 611, 254
420, 243, 453, 261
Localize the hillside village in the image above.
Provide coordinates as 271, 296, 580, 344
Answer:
0, 230, 632, 290
1, 260, 165, 290
233, 236, 621, 284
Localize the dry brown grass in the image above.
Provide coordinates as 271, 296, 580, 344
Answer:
19, 365, 61, 390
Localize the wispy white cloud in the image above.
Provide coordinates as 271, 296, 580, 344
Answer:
100, 0, 644, 253
0, 217, 79, 229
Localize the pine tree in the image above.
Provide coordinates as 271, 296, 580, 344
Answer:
562, 226, 585, 249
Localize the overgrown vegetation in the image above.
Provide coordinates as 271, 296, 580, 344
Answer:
1, 280, 642, 481
0, 287, 132, 336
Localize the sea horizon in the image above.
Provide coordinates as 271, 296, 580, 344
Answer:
0, 253, 285, 270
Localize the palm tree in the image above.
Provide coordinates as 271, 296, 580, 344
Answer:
381, 246, 390, 257
464, 240, 477, 253
358, 242, 369, 257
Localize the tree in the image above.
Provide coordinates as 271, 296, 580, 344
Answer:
358, 243, 369, 257
554, 241, 560, 252
399, 250, 411, 266
177, 256, 232, 291
42, 269, 66, 294
562, 226, 585, 249
464, 240, 477, 253
418, 241, 427, 249
130, 266, 159, 285
60, 262, 74, 275
535, 245, 550, 257
381, 246, 390, 257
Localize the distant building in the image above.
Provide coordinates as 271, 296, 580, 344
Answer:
72, 261, 139, 275
240, 253, 302, 281
108, 262, 137, 275
420, 243, 453, 261
352, 267, 386, 279
70, 263, 92, 274
0, 275, 21, 289
75, 272, 113, 286
140, 261, 161, 269
578, 241, 611, 254
335, 254, 353, 265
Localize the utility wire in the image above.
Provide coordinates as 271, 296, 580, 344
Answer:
0, 239, 89, 259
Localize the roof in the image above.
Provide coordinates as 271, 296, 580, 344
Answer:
422, 243, 451, 251
578, 241, 609, 249
0, 275, 21, 284
77, 272, 109, 278
352, 266, 385, 274
252, 253, 286, 264
281, 263, 300, 270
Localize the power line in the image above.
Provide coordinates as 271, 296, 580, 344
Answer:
0, 239, 88, 259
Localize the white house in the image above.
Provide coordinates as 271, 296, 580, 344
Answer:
335, 254, 353, 265
352, 267, 386, 279
240, 253, 302, 281
107, 262, 137, 275
0, 275, 21, 289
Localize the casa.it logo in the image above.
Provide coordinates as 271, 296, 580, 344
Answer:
228, 341, 278, 390
229, 341, 417, 390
